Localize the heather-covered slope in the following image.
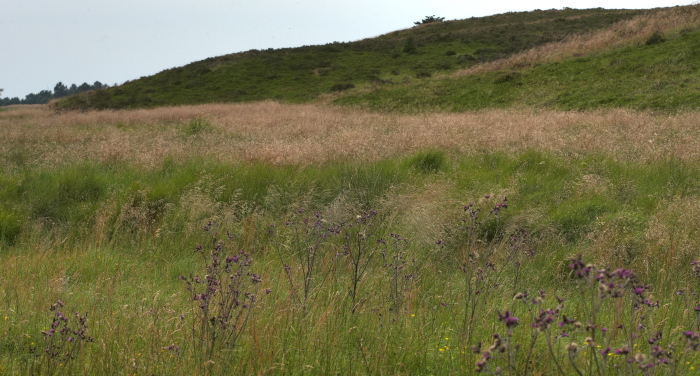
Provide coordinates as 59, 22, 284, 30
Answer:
52, 7, 647, 110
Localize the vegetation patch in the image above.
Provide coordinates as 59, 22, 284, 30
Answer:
405, 150, 446, 173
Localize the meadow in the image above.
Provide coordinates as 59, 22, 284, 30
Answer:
3, 103, 700, 374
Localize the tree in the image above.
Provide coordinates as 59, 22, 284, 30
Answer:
0, 88, 3, 96
53, 82, 68, 98
78, 82, 91, 92
23, 90, 52, 104
414, 15, 445, 26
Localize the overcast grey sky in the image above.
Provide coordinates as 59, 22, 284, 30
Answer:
1, 0, 690, 98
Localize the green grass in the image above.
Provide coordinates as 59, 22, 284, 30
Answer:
336, 27, 700, 112
404, 149, 447, 173
3, 151, 700, 374
51, 8, 646, 111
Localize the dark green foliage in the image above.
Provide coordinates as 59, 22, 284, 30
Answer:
0, 210, 22, 246
401, 36, 417, 54
21, 90, 53, 105
51, 8, 647, 110
1, 81, 110, 106
0, 97, 20, 106
53, 82, 68, 97
414, 15, 445, 26
414, 71, 432, 78
646, 31, 666, 45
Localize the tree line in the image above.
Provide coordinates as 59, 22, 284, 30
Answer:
0, 81, 113, 106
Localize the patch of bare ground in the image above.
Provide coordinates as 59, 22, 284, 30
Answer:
2, 102, 700, 169
453, 5, 700, 77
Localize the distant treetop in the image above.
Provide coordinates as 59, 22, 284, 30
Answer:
0, 81, 109, 106
414, 15, 445, 26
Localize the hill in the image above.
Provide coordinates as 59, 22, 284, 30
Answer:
336, 5, 700, 112
52, 7, 649, 111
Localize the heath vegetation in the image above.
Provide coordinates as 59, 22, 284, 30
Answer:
5, 4, 700, 375
51, 7, 649, 111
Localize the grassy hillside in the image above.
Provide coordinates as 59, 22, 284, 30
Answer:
51, 8, 647, 111
336, 27, 700, 112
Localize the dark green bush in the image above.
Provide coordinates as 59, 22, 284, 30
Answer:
0, 210, 22, 246
494, 72, 522, 84
414, 15, 445, 26
457, 54, 476, 63
402, 36, 417, 54
645, 31, 666, 45
434, 62, 452, 70
195, 67, 211, 75
330, 83, 355, 92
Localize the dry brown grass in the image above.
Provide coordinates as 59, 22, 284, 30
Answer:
3, 102, 700, 169
453, 5, 700, 77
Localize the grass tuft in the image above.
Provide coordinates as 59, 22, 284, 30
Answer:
406, 150, 446, 173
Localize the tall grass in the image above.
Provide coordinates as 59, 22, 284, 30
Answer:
0, 150, 698, 373
3, 105, 700, 374
454, 5, 700, 77
5, 104, 700, 171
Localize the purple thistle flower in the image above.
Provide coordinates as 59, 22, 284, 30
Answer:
497, 311, 519, 328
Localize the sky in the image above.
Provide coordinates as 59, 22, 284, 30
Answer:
1, 0, 692, 99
